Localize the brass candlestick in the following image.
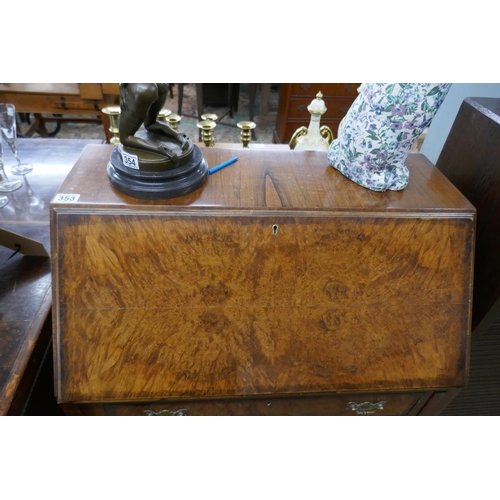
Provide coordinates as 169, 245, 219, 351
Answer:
157, 108, 172, 123
237, 121, 256, 148
102, 106, 121, 144
197, 120, 216, 147
199, 114, 217, 143
167, 113, 181, 130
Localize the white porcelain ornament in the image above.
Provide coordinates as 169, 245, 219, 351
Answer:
289, 91, 333, 151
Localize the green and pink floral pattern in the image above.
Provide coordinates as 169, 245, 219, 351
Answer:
327, 83, 451, 192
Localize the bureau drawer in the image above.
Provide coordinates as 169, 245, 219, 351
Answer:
0, 92, 109, 114
69, 392, 427, 416
46, 96, 106, 111
290, 83, 360, 97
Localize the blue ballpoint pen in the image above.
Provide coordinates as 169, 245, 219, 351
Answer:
208, 157, 238, 175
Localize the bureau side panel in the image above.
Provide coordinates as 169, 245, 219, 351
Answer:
53, 212, 473, 402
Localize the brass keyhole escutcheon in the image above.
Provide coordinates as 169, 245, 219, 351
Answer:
272, 224, 278, 235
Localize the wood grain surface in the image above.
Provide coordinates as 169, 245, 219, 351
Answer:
436, 97, 500, 329
0, 139, 101, 414
436, 97, 500, 415
50, 145, 475, 213
51, 146, 475, 405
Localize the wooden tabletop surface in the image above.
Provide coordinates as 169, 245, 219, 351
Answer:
54, 144, 475, 216
0, 138, 101, 415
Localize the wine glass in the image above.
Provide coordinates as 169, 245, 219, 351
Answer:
0, 194, 7, 208
0, 135, 23, 193
0, 103, 33, 175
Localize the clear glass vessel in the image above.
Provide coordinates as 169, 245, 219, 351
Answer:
0, 135, 23, 193
0, 103, 33, 175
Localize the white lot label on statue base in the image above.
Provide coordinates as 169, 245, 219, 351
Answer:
53, 194, 81, 203
122, 151, 140, 170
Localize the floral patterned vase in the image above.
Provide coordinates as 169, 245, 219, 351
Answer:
327, 83, 452, 192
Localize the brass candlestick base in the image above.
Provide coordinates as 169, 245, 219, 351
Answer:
197, 120, 216, 147
157, 108, 172, 123
237, 121, 256, 148
199, 114, 218, 143
167, 113, 181, 130
102, 105, 121, 145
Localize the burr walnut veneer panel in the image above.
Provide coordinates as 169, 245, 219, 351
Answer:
51, 145, 475, 415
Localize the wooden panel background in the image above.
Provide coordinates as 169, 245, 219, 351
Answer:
436, 97, 500, 415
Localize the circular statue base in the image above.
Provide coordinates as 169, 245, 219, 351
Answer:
107, 141, 208, 200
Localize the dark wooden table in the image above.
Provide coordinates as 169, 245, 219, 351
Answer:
0, 138, 101, 415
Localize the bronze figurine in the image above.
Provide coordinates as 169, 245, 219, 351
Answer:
106, 83, 208, 199
119, 83, 190, 162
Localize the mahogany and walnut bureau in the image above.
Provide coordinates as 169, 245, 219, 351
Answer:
50, 145, 475, 416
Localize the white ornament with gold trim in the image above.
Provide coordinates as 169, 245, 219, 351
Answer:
289, 91, 333, 151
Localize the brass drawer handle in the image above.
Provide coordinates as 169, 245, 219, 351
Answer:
144, 409, 187, 416
346, 401, 386, 415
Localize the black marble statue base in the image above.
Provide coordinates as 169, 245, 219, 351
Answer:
107, 144, 208, 200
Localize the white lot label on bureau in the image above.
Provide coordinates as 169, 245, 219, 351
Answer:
53, 194, 81, 203
122, 151, 140, 169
